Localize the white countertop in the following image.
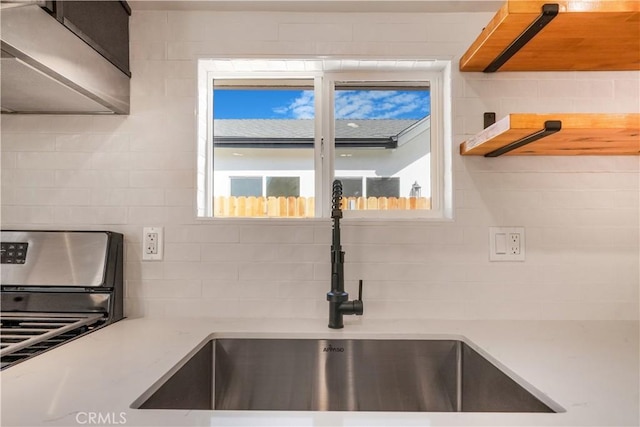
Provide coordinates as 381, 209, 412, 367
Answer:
1, 317, 638, 427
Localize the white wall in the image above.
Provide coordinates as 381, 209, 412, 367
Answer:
214, 118, 431, 198
214, 147, 316, 197
1, 9, 638, 321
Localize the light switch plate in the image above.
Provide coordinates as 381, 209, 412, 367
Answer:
489, 227, 525, 261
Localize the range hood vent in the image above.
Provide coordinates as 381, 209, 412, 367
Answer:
1, 3, 130, 114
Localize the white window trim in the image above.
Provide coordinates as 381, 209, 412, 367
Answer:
196, 59, 453, 221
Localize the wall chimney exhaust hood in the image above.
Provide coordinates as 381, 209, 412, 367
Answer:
1, 3, 130, 114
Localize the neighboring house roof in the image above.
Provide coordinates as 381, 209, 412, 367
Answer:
213, 118, 425, 149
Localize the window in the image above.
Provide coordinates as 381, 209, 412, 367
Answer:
230, 177, 262, 197
211, 80, 315, 218
266, 177, 300, 197
337, 177, 363, 198
333, 81, 430, 212
366, 177, 400, 198
197, 59, 452, 219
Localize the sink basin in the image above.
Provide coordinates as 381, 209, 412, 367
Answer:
133, 338, 560, 413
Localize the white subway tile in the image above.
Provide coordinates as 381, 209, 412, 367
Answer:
166, 78, 196, 97
166, 206, 197, 224
87, 112, 128, 130
202, 280, 280, 300
126, 189, 165, 206
353, 23, 426, 42
55, 170, 129, 188
128, 279, 201, 299
16, 152, 93, 170
276, 281, 326, 299
276, 244, 327, 263
239, 225, 315, 243
205, 15, 279, 42
165, 60, 195, 79
123, 297, 146, 318
1, 152, 16, 169
130, 11, 168, 42
130, 41, 166, 61
164, 42, 200, 60
1, 9, 638, 322
164, 189, 193, 206
200, 262, 239, 280
129, 151, 193, 171
167, 12, 214, 41
162, 262, 202, 280
164, 243, 201, 262
5, 188, 90, 206
127, 206, 167, 224
1, 133, 56, 151
52, 206, 128, 225
2, 169, 55, 188
129, 170, 194, 189
165, 225, 239, 243
279, 23, 353, 42
1, 205, 54, 225
238, 261, 314, 281
55, 133, 128, 152
92, 152, 132, 170
201, 243, 277, 262
614, 78, 640, 99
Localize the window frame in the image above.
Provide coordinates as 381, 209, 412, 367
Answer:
325, 71, 447, 220
197, 59, 452, 221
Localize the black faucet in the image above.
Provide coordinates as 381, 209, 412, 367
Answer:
327, 179, 363, 329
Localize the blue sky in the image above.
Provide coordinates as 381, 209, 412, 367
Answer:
214, 89, 430, 120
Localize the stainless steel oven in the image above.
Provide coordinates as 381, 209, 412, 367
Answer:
1, 230, 124, 369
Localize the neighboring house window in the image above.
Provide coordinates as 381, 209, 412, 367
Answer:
266, 177, 300, 197
366, 177, 400, 198
197, 59, 452, 219
230, 177, 262, 197
337, 177, 363, 198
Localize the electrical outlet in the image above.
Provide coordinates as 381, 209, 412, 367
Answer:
509, 233, 521, 255
489, 227, 525, 261
142, 226, 163, 261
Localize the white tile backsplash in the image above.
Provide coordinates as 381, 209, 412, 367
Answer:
1, 9, 638, 321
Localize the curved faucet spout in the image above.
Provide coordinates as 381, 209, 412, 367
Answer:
327, 180, 363, 329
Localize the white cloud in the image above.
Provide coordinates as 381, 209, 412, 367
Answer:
273, 90, 315, 119
275, 90, 429, 119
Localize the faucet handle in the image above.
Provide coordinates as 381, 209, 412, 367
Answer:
352, 279, 364, 315
334, 280, 364, 321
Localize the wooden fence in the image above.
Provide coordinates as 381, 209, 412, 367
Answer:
214, 196, 430, 218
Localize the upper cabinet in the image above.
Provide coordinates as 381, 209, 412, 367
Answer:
460, 0, 640, 72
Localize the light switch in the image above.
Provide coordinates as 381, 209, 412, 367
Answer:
495, 233, 507, 254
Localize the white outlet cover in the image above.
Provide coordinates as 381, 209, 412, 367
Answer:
489, 227, 525, 261
142, 226, 164, 261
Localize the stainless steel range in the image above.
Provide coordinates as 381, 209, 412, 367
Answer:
0, 230, 124, 369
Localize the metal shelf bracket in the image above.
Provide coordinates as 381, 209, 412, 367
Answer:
483, 3, 560, 73
485, 120, 562, 157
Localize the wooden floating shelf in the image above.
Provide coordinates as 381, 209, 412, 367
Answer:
460, 114, 640, 156
460, 0, 640, 72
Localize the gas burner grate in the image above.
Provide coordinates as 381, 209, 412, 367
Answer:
1, 312, 104, 369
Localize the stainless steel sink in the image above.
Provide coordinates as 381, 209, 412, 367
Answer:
133, 338, 560, 413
